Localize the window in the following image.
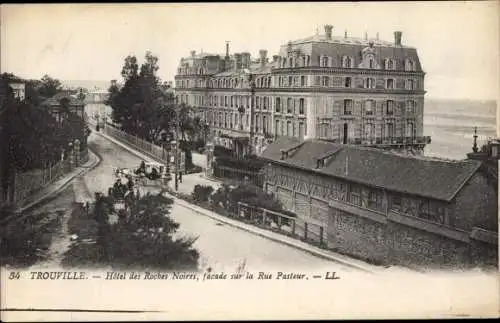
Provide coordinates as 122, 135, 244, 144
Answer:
364, 100, 374, 115
322, 76, 330, 87
287, 121, 292, 136
419, 201, 445, 224
299, 98, 305, 115
368, 190, 383, 210
386, 123, 394, 139
391, 195, 402, 212
275, 120, 280, 136
349, 185, 362, 206
386, 59, 394, 70
288, 76, 293, 87
322, 56, 328, 67
364, 123, 375, 140
345, 77, 352, 88
342, 56, 352, 68
263, 116, 267, 133
224, 96, 228, 107
343, 99, 353, 115
386, 79, 394, 89
263, 97, 268, 110
275, 97, 281, 113
407, 100, 415, 114
300, 75, 306, 86
386, 100, 394, 115
231, 96, 234, 107
287, 98, 293, 114
256, 97, 260, 109
406, 79, 415, 90
365, 78, 375, 89
314, 76, 321, 86
406, 59, 415, 71
294, 76, 299, 86
406, 122, 414, 138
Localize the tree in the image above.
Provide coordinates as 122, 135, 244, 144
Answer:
91, 190, 199, 270
38, 74, 62, 99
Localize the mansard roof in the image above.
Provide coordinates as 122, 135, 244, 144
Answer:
279, 33, 423, 72
260, 137, 481, 202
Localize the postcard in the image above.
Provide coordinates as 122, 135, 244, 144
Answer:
0, 2, 498, 321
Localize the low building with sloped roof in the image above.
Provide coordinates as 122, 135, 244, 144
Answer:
259, 137, 498, 269
41, 91, 85, 122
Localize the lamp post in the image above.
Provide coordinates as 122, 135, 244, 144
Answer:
173, 97, 180, 191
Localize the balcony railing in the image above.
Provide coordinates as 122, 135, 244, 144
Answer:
320, 136, 431, 146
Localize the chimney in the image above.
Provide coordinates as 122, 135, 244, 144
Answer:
241, 52, 251, 68
259, 49, 268, 68
190, 50, 196, 57
344, 30, 348, 38
235, 53, 242, 70
324, 24, 333, 40
394, 31, 402, 46
225, 41, 230, 58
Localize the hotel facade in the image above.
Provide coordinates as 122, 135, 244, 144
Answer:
174, 25, 431, 155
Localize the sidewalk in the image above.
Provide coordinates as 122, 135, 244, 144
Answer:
96, 130, 382, 274
15, 149, 101, 214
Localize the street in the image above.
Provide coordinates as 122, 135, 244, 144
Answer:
22, 131, 351, 272
85, 132, 352, 272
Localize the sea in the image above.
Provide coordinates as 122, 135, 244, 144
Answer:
424, 99, 497, 160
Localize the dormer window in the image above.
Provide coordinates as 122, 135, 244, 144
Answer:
342, 56, 353, 68
385, 59, 394, 70
321, 56, 328, 67
405, 59, 415, 71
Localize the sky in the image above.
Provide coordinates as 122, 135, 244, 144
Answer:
1, 2, 499, 100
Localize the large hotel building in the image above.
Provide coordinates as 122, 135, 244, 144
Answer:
174, 25, 431, 155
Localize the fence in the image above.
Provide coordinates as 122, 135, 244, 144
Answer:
237, 201, 327, 247
213, 165, 265, 187
104, 123, 166, 161
12, 157, 72, 205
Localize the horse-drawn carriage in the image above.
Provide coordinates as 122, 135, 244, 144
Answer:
113, 161, 171, 189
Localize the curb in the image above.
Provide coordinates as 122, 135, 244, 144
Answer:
16, 149, 102, 214
168, 194, 377, 274
98, 131, 379, 273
